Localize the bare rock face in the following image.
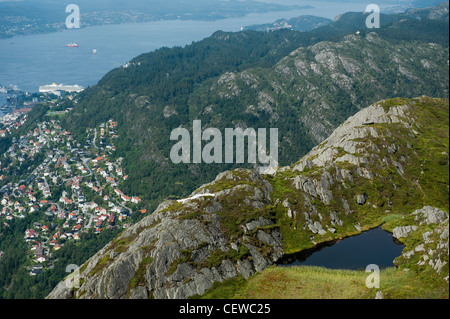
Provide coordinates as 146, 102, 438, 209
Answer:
293, 101, 411, 172
413, 206, 449, 225
356, 193, 367, 205
393, 226, 418, 239
48, 169, 283, 299
393, 207, 449, 282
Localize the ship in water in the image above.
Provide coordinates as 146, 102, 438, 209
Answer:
39, 82, 84, 94
66, 42, 79, 47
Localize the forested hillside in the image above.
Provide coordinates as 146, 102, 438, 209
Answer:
59, 10, 449, 211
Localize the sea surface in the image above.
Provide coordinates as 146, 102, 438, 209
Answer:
0, 1, 373, 96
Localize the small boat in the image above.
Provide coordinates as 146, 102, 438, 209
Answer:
66, 42, 79, 47
93, 49, 97, 54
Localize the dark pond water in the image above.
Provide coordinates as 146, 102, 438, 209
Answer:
278, 227, 405, 270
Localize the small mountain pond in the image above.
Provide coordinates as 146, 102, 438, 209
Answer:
278, 226, 405, 270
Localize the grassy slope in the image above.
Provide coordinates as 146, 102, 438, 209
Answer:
199, 265, 448, 299
194, 97, 449, 299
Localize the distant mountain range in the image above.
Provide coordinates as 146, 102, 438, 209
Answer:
241, 15, 332, 32
0, 0, 310, 38
242, 1, 449, 32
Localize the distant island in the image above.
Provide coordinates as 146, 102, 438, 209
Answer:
241, 15, 332, 32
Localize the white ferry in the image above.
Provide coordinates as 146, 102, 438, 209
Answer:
39, 82, 84, 94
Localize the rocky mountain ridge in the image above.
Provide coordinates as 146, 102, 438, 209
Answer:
48, 96, 449, 299
196, 32, 448, 145
404, 1, 449, 21
60, 11, 449, 209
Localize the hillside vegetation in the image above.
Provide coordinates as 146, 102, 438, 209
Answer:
56, 11, 449, 212
1, 4, 448, 299
48, 97, 449, 299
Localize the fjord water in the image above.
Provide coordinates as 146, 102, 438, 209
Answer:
279, 227, 405, 270
0, 2, 371, 93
